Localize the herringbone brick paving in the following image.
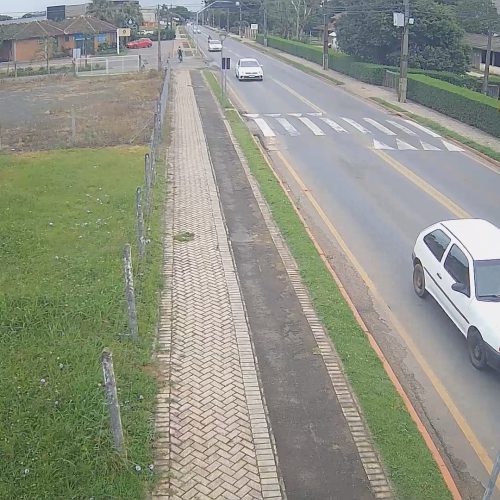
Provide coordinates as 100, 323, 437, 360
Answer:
153, 69, 281, 500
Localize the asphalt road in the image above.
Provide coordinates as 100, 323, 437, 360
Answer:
191, 27, 500, 498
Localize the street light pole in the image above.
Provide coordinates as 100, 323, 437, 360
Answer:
237, 2, 242, 38
398, 0, 410, 103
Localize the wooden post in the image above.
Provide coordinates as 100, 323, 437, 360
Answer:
135, 187, 145, 258
100, 349, 126, 455
144, 153, 151, 216
71, 106, 76, 143
123, 244, 138, 338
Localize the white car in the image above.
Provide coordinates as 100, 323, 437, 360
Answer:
235, 58, 263, 81
412, 219, 500, 370
208, 39, 222, 52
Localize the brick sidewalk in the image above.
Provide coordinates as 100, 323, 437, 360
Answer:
235, 37, 500, 154
153, 69, 282, 499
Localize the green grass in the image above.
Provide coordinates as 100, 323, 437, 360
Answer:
0, 146, 163, 498
204, 70, 452, 500
370, 97, 500, 162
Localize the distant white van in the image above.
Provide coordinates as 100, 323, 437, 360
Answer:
208, 39, 222, 52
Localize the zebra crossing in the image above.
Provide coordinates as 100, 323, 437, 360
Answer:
242, 112, 465, 152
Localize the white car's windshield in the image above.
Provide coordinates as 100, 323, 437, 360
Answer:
475, 259, 500, 301
240, 60, 259, 67
209, 40, 221, 44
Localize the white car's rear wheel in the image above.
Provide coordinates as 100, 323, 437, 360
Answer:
412, 262, 427, 298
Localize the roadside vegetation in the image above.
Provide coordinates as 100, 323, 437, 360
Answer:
0, 147, 162, 498
204, 69, 452, 500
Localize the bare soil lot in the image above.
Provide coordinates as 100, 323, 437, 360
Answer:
0, 71, 162, 150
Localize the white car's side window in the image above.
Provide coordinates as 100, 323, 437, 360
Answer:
444, 245, 470, 296
423, 229, 451, 262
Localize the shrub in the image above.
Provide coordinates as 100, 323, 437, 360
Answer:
407, 74, 500, 137
257, 34, 500, 98
259, 35, 388, 84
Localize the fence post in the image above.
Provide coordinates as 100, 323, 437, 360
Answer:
483, 452, 500, 500
144, 153, 151, 216
123, 244, 138, 339
100, 349, 126, 455
135, 187, 145, 258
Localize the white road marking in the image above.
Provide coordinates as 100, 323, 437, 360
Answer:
244, 113, 260, 118
265, 113, 281, 117
320, 118, 348, 133
396, 139, 418, 150
341, 117, 371, 134
254, 118, 276, 137
441, 140, 464, 152
307, 112, 323, 116
288, 113, 303, 117
420, 141, 441, 151
373, 139, 394, 150
364, 118, 397, 136
298, 117, 326, 136
404, 120, 441, 138
276, 117, 300, 136
387, 120, 417, 136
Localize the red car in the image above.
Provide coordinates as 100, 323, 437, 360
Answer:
126, 38, 153, 49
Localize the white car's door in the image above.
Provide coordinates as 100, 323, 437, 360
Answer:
420, 228, 451, 303
440, 243, 473, 334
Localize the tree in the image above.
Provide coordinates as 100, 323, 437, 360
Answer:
87, 0, 143, 27
0, 15, 12, 21
454, 0, 500, 34
335, 0, 469, 72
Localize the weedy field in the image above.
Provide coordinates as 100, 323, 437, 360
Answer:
0, 71, 161, 150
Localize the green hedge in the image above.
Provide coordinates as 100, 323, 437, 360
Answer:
257, 35, 500, 94
259, 35, 388, 84
407, 74, 500, 137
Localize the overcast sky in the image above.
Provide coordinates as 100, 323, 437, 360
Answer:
0, 0, 201, 17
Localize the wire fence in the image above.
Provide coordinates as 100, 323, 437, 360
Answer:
75, 55, 141, 77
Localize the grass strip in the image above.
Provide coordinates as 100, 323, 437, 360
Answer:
371, 96, 500, 163
0, 146, 163, 498
204, 69, 451, 500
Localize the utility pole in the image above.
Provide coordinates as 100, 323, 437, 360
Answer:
227, 8, 230, 32
482, 28, 493, 94
157, 4, 162, 70
321, 0, 328, 70
263, 1, 268, 46
398, 0, 410, 103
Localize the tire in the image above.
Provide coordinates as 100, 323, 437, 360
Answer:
468, 330, 489, 370
412, 262, 427, 298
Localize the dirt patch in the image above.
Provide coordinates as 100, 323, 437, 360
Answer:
0, 70, 162, 150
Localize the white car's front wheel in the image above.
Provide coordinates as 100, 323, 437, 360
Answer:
468, 330, 489, 370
